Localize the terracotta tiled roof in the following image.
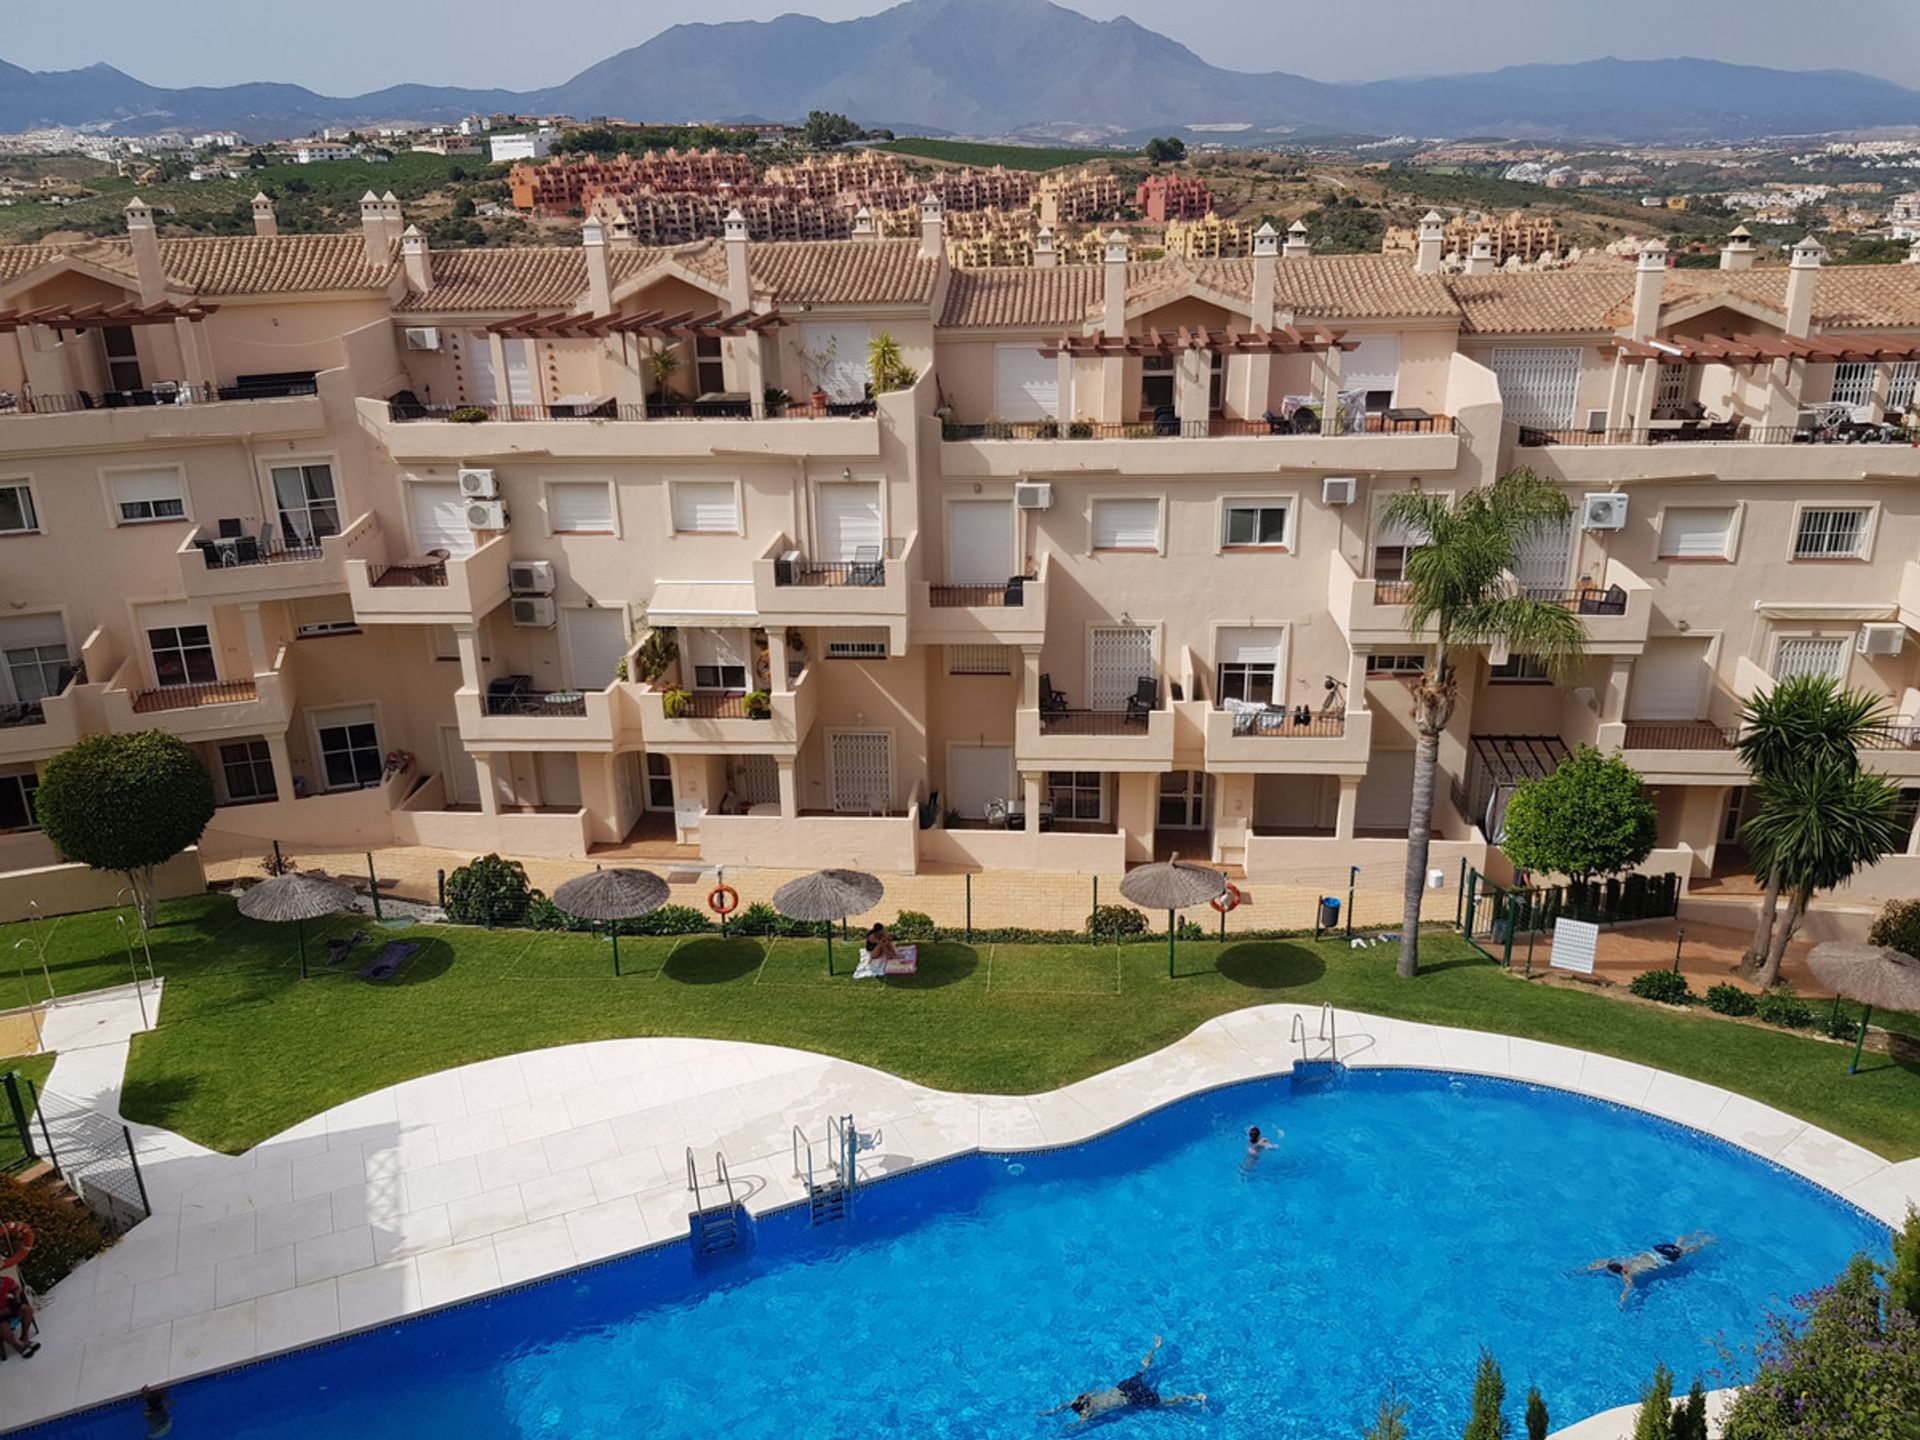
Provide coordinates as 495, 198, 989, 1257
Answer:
397, 246, 589, 313
746, 238, 939, 306
1444, 271, 1638, 335
939, 264, 1106, 327
155, 235, 393, 294
0, 240, 140, 288
1266, 256, 1458, 320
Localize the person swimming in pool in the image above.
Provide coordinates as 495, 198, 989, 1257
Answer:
1242, 1125, 1281, 1172
1585, 1232, 1716, 1307
1039, 1336, 1206, 1427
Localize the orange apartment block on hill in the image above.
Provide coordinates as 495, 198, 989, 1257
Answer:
1137, 174, 1214, 223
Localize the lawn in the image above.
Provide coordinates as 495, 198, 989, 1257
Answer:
1, 896, 1916, 1160
0, 1051, 56, 1170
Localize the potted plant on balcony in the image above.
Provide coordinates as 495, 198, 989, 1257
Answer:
798, 337, 838, 410
661, 686, 691, 719
449, 405, 488, 423
744, 689, 772, 720
763, 386, 791, 417
867, 331, 917, 396
646, 346, 681, 413
633, 628, 677, 684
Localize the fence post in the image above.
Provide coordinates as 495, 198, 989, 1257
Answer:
30, 1080, 56, 1170
965, 872, 973, 944
1, 1072, 34, 1162
1090, 876, 1097, 936
272, 839, 284, 874
1672, 927, 1685, 975
1345, 866, 1357, 939
124, 1125, 151, 1217
1501, 898, 1516, 969
437, 869, 447, 909
1455, 857, 1467, 926
366, 852, 383, 922
1463, 869, 1478, 934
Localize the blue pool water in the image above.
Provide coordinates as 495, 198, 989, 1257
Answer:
21, 1071, 1891, 1439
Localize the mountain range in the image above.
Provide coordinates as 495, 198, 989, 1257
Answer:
4, 0, 1918, 145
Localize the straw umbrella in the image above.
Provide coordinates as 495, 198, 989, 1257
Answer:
1119, 855, 1229, 977
237, 872, 356, 979
552, 868, 670, 977
1807, 941, 1920, 1074
772, 869, 885, 976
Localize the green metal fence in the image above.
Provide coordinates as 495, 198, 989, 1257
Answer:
1462, 870, 1681, 969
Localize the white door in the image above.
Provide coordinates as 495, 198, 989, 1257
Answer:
947, 744, 1013, 820
642, 752, 674, 811
1343, 335, 1401, 402
503, 339, 535, 406
993, 344, 1062, 420
829, 730, 892, 813
1355, 751, 1416, 833
409, 482, 474, 557
1157, 771, 1210, 829
802, 323, 872, 403
947, 500, 1014, 585
535, 752, 582, 809
441, 726, 480, 806
1513, 513, 1573, 597
1489, 347, 1583, 429
466, 332, 498, 405
1089, 625, 1155, 712
1630, 638, 1712, 720
563, 607, 628, 691
818, 483, 883, 562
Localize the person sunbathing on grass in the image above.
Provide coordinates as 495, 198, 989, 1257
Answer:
1039, 1336, 1207, 1426
865, 923, 901, 963
1585, 1232, 1716, 1307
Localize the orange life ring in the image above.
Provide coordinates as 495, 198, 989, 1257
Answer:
0, 1221, 33, 1269
1209, 883, 1242, 915
707, 884, 740, 916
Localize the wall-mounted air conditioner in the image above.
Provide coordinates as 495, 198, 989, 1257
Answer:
458, 467, 498, 499
510, 596, 556, 628
1581, 493, 1629, 531
465, 500, 507, 530
507, 560, 555, 594
1322, 476, 1357, 506
404, 326, 441, 351
1857, 623, 1905, 657
1014, 481, 1053, 510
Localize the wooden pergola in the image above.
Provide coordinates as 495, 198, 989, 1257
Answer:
482, 308, 785, 340
1608, 332, 1920, 367
0, 300, 218, 334
1039, 323, 1358, 358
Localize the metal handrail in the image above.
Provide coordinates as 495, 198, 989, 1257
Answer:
1289, 1012, 1308, 1062
686, 1145, 736, 1211
1318, 1001, 1337, 1058
792, 1123, 813, 1186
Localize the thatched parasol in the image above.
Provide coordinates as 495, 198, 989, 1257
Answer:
238, 872, 356, 979
772, 869, 885, 976
552, 868, 670, 976
1807, 941, 1920, 1073
1119, 855, 1229, 976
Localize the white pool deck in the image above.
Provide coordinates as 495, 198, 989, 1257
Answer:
3, 985, 1917, 1435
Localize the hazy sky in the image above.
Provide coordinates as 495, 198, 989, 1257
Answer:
8, 0, 1920, 93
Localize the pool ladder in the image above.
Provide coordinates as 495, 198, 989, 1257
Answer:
685, 1147, 745, 1256
792, 1114, 859, 1227
1290, 1002, 1340, 1075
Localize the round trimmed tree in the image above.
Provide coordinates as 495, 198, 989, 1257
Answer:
35, 731, 216, 925
1500, 744, 1658, 883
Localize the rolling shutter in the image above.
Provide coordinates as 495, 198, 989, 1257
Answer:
564, 607, 628, 690
993, 344, 1062, 420
1630, 638, 1711, 720
947, 745, 1013, 820
1489, 347, 1582, 428
1092, 498, 1159, 550
1659, 507, 1733, 559
947, 500, 1013, 584
535, 752, 582, 809
670, 481, 738, 534
1218, 627, 1284, 666
1342, 335, 1401, 397
1355, 752, 1416, 832
549, 482, 614, 533
409, 482, 472, 556
818, 483, 882, 560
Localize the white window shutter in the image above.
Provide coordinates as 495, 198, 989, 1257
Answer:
1218, 627, 1284, 666
111, 469, 183, 508
549, 482, 614, 533
671, 482, 738, 533
1659, 507, 1733, 558
993, 345, 1060, 420
1093, 498, 1159, 550
1489, 347, 1582, 428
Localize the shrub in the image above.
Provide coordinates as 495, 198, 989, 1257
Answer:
1826, 1010, 1862, 1043
1705, 983, 1758, 1017
1175, 919, 1204, 941
260, 848, 295, 877
443, 853, 535, 926
1629, 969, 1694, 1005
1868, 897, 1920, 959
616, 904, 711, 936
732, 901, 781, 936
448, 405, 488, 423
523, 894, 580, 932
1525, 1386, 1550, 1440
1363, 1385, 1409, 1440
1756, 988, 1815, 1029
1086, 904, 1148, 939
3, 1174, 112, 1291
1067, 421, 1094, 439
1500, 744, 1659, 884
743, 689, 771, 719
661, 687, 691, 719
632, 629, 677, 684
1462, 1348, 1507, 1440
1673, 1378, 1708, 1440
891, 910, 936, 941
1890, 1206, 1920, 1321
1632, 1362, 1674, 1440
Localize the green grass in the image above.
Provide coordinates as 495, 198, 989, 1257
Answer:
0, 1051, 55, 1170
877, 138, 1119, 171
2, 897, 1917, 1160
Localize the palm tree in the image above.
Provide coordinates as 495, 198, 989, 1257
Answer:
1742, 760, 1907, 987
1734, 676, 1889, 972
1383, 469, 1587, 978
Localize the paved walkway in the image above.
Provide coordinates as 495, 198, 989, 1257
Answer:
4, 993, 1917, 1432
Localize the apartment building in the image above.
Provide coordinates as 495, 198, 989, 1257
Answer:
6, 195, 1920, 901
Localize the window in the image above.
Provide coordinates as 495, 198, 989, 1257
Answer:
269, 463, 340, 547
1488, 347, 1582, 428
1, 615, 70, 704
0, 482, 38, 535
948, 644, 1013, 675
1489, 654, 1551, 684
1140, 355, 1173, 412
314, 708, 382, 791
1658, 506, 1735, 560
695, 335, 726, 395
1773, 635, 1849, 683
824, 628, 888, 660
548, 480, 616, 534
1367, 653, 1426, 676
1830, 362, 1875, 409
1047, 771, 1106, 823
1222, 500, 1291, 549
219, 740, 277, 803
1092, 497, 1160, 552
1216, 627, 1283, 705
688, 629, 748, 690
101, 325, 142, 391
1654, 363, 1690, 413
670, 480, 738, 534
0, 768, 38, 831
1373, 507, 1429, 582
1793, 507, 1869, 559
110, 468, 185, 524
290, 595, 358, 638
1890, 362, 1919, 415
147, 625, 217, 687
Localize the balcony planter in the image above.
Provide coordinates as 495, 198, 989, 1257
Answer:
744, 690, 772, 720
661, 687, 692, 720
448, 406, 488, 424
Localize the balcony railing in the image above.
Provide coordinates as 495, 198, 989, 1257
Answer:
384, 398, 864, 424
773, 558, 886, 588
928, 580, 1026, 607
482, 689, 588, 718
0, 701, 46, 729
1860, 718, 1920, 751
944, 413, 1453, 442
1038, 709, 1155, 736
1, 378, 318, 414
1621, 722, 1739, 751
131, 678, 258, 713
1525, 584, 1629, 616
664, 691, 771, 720
1518, 424, 1802, 447
368, 558, 449, 588
1219, 708, 1346, 737
193, 537, 327, 569
1373, 580, 1412, 605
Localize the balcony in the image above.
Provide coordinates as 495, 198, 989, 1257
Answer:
452, 676, 639, 752
1529, 560, 1653, 653
1599, 719, 1748, 784
635, 666, 817, 756
1512, 421, 1920, 485
910, 556, 1051, 647
752, 534, 913, 648
0, 675, 84, 763
1203, 705, 1373, 773
1015, 705, 1174, 770
177, 512, 385, 604
345, 534, 512, 626
0, 379, 326, 454
1329, 552, 1436, 649
101, 649, 294, 742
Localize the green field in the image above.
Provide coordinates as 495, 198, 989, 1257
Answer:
4, 897, 1916, 1161
878, 138, 1121, 171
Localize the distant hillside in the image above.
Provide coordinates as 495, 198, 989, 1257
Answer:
2, 0, 1917, 143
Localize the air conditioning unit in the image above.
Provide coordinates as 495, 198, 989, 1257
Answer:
403, 326, 441, 351
1581, 492, 1629, 531
510, 596, 556, 628
465, 499, 507, 530
507, 560, 555, 595
1322, 476, 1357, 506
1014, 481, 1053, 511
1857, 623, 1906, 657
458, 467, 498, 499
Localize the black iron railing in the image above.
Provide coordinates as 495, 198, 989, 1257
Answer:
0, 701, 45, 729
1221, 710, 1346, 737
1038, 709, 1155, 736
483, 690, 589, 718
131, 679, 258, 713
660, 692, 771, 720
1, 379, 316, 416
773, 558, 886, 587
1518, 424, 1804, 447
1524, 585, 1630, 616
195, 538, 327, 569
1620, 722, 1739, 751
929, 582, 1024, 607
944, 415, 1453, 441
1372, 580, 1412, 605
385, 398, 860, 424
368, 559, 449, 588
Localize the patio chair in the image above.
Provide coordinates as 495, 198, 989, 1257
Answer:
196, 539, 221, 569
1151, 404, 1180, 436
326, 930, 371, 967
1124, 676, 1158, 723
235, 535, 260, 564
356, 939, 422, 982
259, 521, 277, 555
1039, 673, 1069, 714
850, 543, 884, 586
1290, 407, 1322, 435
1261, 409, 1289, 435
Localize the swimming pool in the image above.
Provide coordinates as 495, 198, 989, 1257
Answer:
18, 1069, 1890, 1439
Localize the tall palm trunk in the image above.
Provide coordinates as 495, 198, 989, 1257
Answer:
1744, 866, 1782, 973
1398, 724, 1444, 978
1758, 886, 1808, 989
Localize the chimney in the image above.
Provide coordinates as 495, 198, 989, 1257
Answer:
1034, 225, 1057, 269
1414, 210, 1445, 275
251, 191, 278, 238
1251, 222, 1278, 320
1629, 238, 1666, 338
853, 205, 875, 238
1784, 234, 1824, 337
723, 208, 750, 311
359, 191, 388, 267
1719, 225, 1757, 271
123, 197, 166, 305
1103, 229, 1129, 333
401, 224, 431, 292
607, 209, 636, 251
582, 217, 611, 313
1283, 219, 1311, 260
919, 191, 943, 260
1907, 235, 1920, 266
380, 191, 404, 249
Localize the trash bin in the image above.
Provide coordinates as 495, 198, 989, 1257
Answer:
1317, 896, 1341, 929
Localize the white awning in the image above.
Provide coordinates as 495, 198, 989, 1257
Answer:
646, 580, 758, 626
1752, 601, 1896, 621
